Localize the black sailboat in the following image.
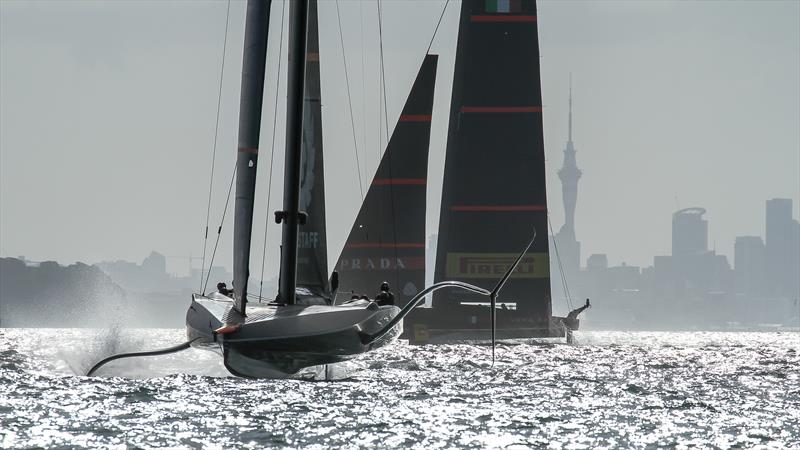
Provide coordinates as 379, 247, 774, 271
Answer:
334, 55, 438, 306
404, 0, 584, 343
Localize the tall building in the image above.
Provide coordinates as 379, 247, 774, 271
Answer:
765, 198, 797, 297
672, 208, 708, 257
734, 236, 765, 295
658, 207, 733, 298
554, 79, 582, 274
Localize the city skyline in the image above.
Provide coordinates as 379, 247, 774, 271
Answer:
1, 0, 798, 274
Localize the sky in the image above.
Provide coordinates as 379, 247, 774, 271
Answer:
1, 0, 798, 278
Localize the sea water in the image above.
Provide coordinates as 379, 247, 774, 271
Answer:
1, 329, 798, 449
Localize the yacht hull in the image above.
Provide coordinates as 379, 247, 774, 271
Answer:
402, 305, 576, 344
186, 294, 401, 377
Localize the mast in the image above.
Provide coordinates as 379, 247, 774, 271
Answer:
232, 0, 272, 315
277, 0, 310, 304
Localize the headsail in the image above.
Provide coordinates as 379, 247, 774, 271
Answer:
232, 0, 272, 314
335, 55, 439, 304
433, 0, 552, 323
296, 0, 329, 297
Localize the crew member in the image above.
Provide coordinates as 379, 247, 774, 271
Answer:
375, 281, 395, 306
567, 298, 591, 319
217, 282, 233, 298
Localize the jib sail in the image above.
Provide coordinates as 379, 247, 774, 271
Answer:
335, 55, 439, 304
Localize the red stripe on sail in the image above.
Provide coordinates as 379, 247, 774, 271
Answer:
344, 243, 425, 249
460, 106, 542, 113
238, 147, 259, 154
372, 178, 426, 186
451, 205, 547, 212
399, 114, 432, 122
470, 15, 536, 23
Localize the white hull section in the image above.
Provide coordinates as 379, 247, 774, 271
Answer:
186, 294, 401, 377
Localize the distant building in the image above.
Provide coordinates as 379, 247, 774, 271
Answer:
650, 207, 734, 300
792, 220, 800, 298
97, 251, 222, 294
582, 254, 609, 295
586, 254, 608, 272
141, 251, 167, 278
608, 262, 640, 291
765, 198, 797, 297
734, 236, 765, 296
672, 208, 708, 257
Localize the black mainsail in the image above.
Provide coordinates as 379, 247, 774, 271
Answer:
335, 55, 439, 304
296, 0, 329, 297
420, 0, 552, 338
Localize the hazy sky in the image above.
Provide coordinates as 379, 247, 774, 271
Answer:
1, 0, 798, 278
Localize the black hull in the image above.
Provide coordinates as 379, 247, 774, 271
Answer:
402, 305, 577, 344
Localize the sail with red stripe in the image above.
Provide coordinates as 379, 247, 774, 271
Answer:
335, 55, 439, 303
432, 0, 552, 326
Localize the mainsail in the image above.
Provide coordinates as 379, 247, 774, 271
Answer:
296, 0, 329, 297
335, 55, 439, 304
433, 0, 552, 324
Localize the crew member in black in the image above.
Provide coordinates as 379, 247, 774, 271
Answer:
567, 298, 591, 320
217, 282, 233, 298
375, 281, 395, 306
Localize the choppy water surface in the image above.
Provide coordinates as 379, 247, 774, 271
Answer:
1, 329, 798, 449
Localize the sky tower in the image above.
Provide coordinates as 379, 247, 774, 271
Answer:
555, 78, 582, 274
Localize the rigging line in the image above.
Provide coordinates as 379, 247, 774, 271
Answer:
200, 0, 232, 293
335, 0, 365, 202
259, 0, 287, 303
359, 0, 368, 188
203, 164, 237, 295
547, 214, 575, 311
375, 0, 385, 248
377, 0, 390, 139
425, 0, 450, 55
375, 0, 383, 166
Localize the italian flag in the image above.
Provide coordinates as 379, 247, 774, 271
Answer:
485, 0, 522, 13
